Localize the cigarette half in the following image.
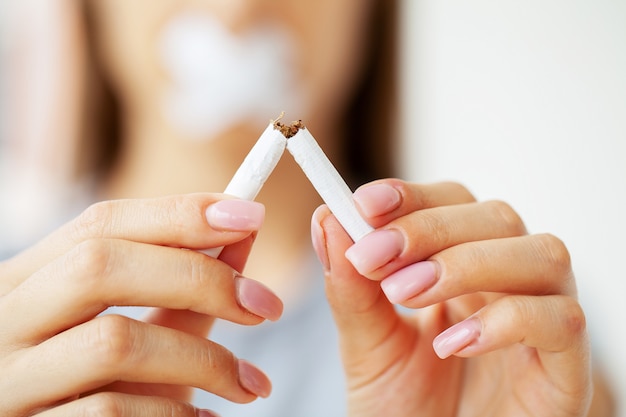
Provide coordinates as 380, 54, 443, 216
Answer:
283, 120, 373, 242
224, 122, 287, 200
202, 120, 287, 257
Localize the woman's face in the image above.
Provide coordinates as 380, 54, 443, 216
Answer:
90, 0, 376, 137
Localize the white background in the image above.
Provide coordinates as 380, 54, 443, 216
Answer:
400, 1, 626, 414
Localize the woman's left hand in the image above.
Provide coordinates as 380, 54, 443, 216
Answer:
312, 179, 592, 417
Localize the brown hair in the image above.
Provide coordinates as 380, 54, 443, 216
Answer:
80, 1, 398, 186
77, 2, 122, 181
341, 0, 398, 187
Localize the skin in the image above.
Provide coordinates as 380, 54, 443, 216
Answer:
1, 0, 611, 415
3, 1, 377, 414
0, 182, 601, 416
313, 180, 595, 416
88, 0, 375, 298
0, 194, 282, 416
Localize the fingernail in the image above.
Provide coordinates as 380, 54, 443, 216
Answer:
238, 359, 272, 398
197, 410, 221, 417
236, 277, 283, 321
205, 200, 265, 232
345, 229, 404, 275
311, 207, 330, 272
433, 318, 481, 359
354, 183, 401, 217
381, 261, 438, 303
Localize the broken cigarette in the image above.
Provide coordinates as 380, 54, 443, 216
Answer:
202, 120, 287, 257
223, 122, 287, 200
280, 119, 374, 242
205, 115, 372, 258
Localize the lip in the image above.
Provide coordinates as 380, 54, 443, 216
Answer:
158, 11, 306, 139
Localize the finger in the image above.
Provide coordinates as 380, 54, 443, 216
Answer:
144, 309, 217, 341
353, 179, 476, 227
142, 233, 265, 339
2, 194, 264, 290
433, 294, 590, 398
33, 392, 220, 417
140, 233, 261, 340
312, 207, 400, 360
0, 238, 282, 346
4, 315, 270, 415
346, 199, 527, 280
218, 232, 257, 274
435, 294, 588, 357
381, 233, 576, 307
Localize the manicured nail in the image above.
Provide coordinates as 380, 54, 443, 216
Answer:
205, 200, 265, 231
311, 207, 330, 272
381, 261, 438, 303
354, 183, 401, 217
345, 229, 404, 275
238, 359, 272, 398
236, 277, 283, 321
433, 318, 481, 359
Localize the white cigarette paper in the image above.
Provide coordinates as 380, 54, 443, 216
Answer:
203, 122, 287, 257
223, 123, 287, 200
286, 128, 374, 242
204, 117, 371, 257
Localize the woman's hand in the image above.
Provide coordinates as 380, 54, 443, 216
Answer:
0, 194, 283, 417
313, 179, 593, 417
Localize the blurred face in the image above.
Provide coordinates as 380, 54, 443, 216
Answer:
89, 0, 376, 138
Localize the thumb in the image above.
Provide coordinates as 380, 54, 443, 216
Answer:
312, 206, 400, 357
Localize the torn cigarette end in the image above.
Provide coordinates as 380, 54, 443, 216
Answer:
273, 112, 305, 138
285, 124, 374, 242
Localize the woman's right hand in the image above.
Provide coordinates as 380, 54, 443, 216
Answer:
0, 194, 283, 417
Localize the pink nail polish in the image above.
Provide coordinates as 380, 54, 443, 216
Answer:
353, 183, 401, 217
433, 318, 481, 359
311, 209, 330, 272
236, 277, 283, 321
345, 229, 404, 275
238, 359, 272, 398
381, 261, 438, 303
205, 200, 265, 232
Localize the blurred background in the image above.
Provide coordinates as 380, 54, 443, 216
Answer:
1, 0, 625, 414
400, 1, 626, 414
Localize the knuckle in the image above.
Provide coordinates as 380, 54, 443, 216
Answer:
82, 392, 123, 417
191, 248, 233, 278
508, 296, 534, 327
72, 201, 115, 240
560, 297, 587, 338
167, 401, 197, 416
486, 200, 527, 235
187, 254, 215, 293
68, 238, 114, 280
86, 315, 135, 368
166, 194, 200, 234
531, 234, 576, 295
198, 342, 237, 381
534, 233, 572, 274
397, 180, 429, 208
508, 295, 587, 351
199, 346, 220, 373
420, 210, 451, 244
150, 194, 205, 242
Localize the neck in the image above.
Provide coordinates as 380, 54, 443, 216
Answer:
101, 111, 338, 305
